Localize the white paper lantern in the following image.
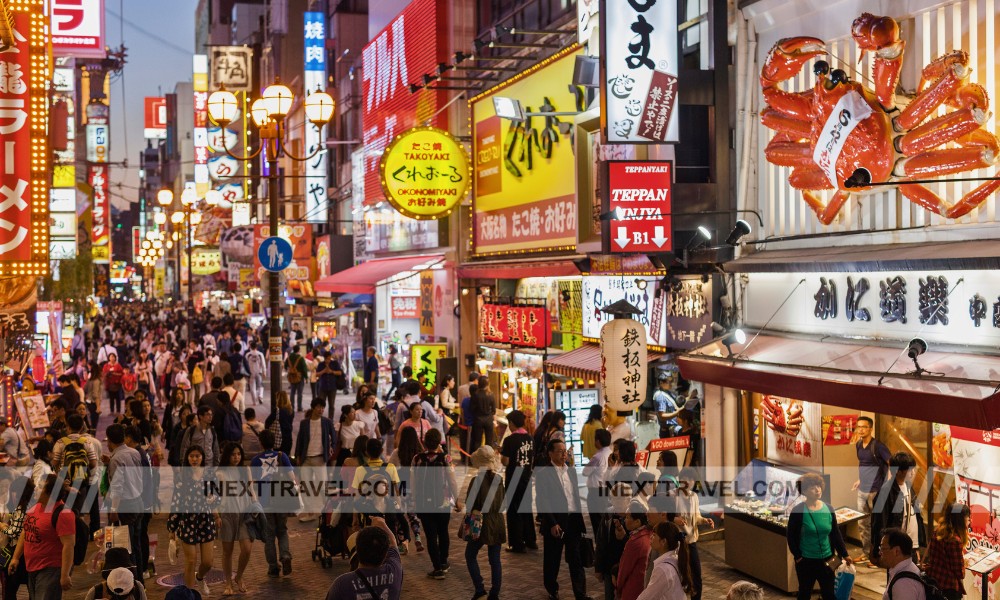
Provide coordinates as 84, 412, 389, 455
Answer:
600, 317, 648, 414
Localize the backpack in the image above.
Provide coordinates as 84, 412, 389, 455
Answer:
242, 425, 263, 457
191, 365, 204, 386
238, 355, 251, 378
247, 352, 264, 375
52, 502, 90, 566
168, 426, 191, 467
377, 406, 393, 436
136, 445, 155, 509
222, 408, 243, 443
265, 415, 283, 449
121, 372, 137, 394
413, 452, 449, 511
60, 436, 92, 483
888, 570, 947, 600
287, 355, 303, 384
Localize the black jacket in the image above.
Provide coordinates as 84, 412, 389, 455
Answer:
535, 465, 586, 537
870, 478, 921, 561
786, 502, 848, 560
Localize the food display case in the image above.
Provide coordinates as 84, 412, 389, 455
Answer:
725, 460, 864, 593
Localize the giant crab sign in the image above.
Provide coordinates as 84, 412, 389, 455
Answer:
761, 13, 1000, 224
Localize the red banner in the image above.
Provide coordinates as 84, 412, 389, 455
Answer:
0, 11, 35, 262
478, 303, 551, 349
647, 437, 690, 452
360, 0, 447, 204
608, 161, 672, 253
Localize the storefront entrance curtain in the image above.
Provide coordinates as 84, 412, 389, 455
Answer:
677, 333, 1000, 430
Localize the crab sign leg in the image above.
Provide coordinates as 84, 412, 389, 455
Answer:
761, 107, 812, 139
762, 87, 814, 121
765, 139, 814, 166
801, 190, 852, 225
919, 50, 970, 92
896, 61, 969, 130
895, 146, 996, 179
852, 13, 905, 110
760, 37, 825, 89
896, 107, 987, 156
899, 179, 1000, 218
957, 129, 1000, 155
787, 165, 849, 225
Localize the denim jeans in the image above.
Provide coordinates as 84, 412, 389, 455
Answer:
466, 540, 501, 598
27, 567, 61, 600
263, 513, 291, 569
289, 381, 305, 411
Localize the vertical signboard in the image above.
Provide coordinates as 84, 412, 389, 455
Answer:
471, 47, 582, 255
50, 0, 105, 59
144, 97, 167, 139
193, 55, 209, 192
208, 46, 252, 92
607, 161, 672, 252
85, 102, 109, 163
89, 165, 110, 264
303, 12, 328, 223
0, 4, 49, 275
361, 0, 448, 205
601, 0, 679, 143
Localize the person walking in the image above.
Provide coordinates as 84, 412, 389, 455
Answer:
852, 416, 890, 564
9, 474, 76, 600
83, 363, 103, 436
464, 446, 506, 600
293, 399, 335, 522
1, 477, 34, 600
880, 528, 927, 600
103, 353, 126, 415
469, 376, 495, 454
264, 391, 294, 457
216, 443, 254, 595
413, 428, 462, 580
617, 502, 653, 600
284, 347, 307, 412
315, 351, 342, 420
363, 346, 380, 390
583, 428, 612, 536
871, 452, 920, 566
923, 503, 970, 600
786, 473, 852, 600
105, 423, 146, 573
386, 345, 403, 401
537, 438, 590, 600
245, 341, 266, 407
324, 518, 401, 600
581, 405, 604, 460
499, 410, 536, 553
180, 406, 221, 467
249, 430, 295, 578
676, 467, 714, 600
636, 521, 693, 600
166, 446, 219, 596
334, 405, 366, 467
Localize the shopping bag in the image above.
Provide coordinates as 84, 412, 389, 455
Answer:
103, 525, 131, 553
834, 562, 856, 600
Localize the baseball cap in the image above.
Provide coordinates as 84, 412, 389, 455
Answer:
106, 567, 135, 596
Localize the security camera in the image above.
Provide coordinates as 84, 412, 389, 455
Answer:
907, 338, 927, 360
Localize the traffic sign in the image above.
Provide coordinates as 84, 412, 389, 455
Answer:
607, 161, 672, 253
257, 236, 293, 272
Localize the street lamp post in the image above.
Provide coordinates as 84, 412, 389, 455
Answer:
207, 82, 334, 413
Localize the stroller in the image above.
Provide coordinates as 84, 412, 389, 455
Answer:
312, 495, 352, 568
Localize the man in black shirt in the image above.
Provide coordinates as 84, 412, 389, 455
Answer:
500, 410, 537, 552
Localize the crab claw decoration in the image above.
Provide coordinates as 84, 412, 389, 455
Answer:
760, 13, 1000, 225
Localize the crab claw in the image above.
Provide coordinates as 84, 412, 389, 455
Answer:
851, 13, 900, 51
852, 13, 905, 110
760, 37, 826, 89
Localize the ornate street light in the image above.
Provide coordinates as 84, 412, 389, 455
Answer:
154, 212, 167, 225
206, 78, 335, 414
157, 188, 173, 207
170, 211, 185, 224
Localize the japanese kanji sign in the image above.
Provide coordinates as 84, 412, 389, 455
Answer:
0, 5, 49, 274
209, 46, 252, 92
144, 97, 166, 139
303, 12, 328, 223
380, 126, 470, 220
50, 0, 105, 59
410, 343, 447, 389
763, 395, 821, 467
88, 164, 109, 263
599, 317, 647, 413
471, 46, 583, 254
478, 303, 551, 350
607, 161, 672, 252
601, 0, 679, 143
391, 296, 420, 319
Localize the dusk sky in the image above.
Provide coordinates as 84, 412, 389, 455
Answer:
104, 0, 198, 210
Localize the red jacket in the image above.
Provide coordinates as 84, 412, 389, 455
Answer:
616, 526, 652, 600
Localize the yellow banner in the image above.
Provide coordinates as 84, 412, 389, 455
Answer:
410, 343, 448, 389
92, 245, 110, 263
52, 166, 75, 188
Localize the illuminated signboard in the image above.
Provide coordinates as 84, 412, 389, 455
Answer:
304, 11, 328, 223
471, 46, 582, 255
602, 0, 679, 143
89, 164, 110, 264
607, 160, 672, 252
193, 55, 209, 191
0, 2, 50, 276
361, 0, 448, 205
380, 126, 470, 220
144, 97, 166, 139
50, 0, 105, 59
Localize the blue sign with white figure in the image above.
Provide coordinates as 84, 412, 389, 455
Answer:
258, 236, 293, 272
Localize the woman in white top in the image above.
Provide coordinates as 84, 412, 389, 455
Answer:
334, 405, 367, 466
355, 391, 381, 442
31, 440, 54, 490
637, 521, 692, 600
676, 467, 713, 600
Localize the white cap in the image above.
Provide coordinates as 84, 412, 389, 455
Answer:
106, 567, 135, 596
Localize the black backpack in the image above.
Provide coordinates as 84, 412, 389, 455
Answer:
52, 502, 90, 566
887, 570, 948, 600
377, 407, 393, 436
413, 452, 448, 511
60, 436, 92, 483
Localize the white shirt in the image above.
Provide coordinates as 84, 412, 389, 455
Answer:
554, 464, 577, 509
306, 419, 323, 457
583, 446, 611, 489
356, 407, 380, 440
338, 420, 366, 454
675, 491, 702, 543
883, 558, 926, 600
636, 551, 686, 600
899, 483, 919, 547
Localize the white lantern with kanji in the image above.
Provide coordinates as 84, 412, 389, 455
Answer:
599, 316, 648, 414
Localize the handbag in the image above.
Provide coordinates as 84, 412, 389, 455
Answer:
457, 511, 483, 542
191, 365, 204, 386
104, 524, 132, 552
580, 536, 596, 568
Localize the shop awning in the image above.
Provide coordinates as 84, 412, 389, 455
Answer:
458, 258, 583, 280
337, 293, 374, 305
545, 344, 664, 382
314, 255, 444, 294
726, 239, 1000, 273
677, 333, 1000, 430
314, 306, 365, 320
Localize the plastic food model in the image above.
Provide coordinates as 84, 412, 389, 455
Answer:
761, 13, 1000, 224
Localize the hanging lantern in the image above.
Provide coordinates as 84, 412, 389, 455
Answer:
599, 299, 647, 415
